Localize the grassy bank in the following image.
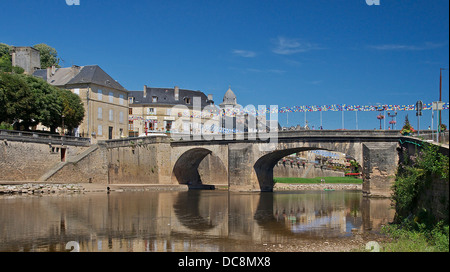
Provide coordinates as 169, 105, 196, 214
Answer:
378, 222, 449, 252
273, 176, 363, 184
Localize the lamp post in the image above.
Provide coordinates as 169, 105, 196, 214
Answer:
61, 114, 65, 136
375, 104, 384, 130
377, 113, 384, 130
388, 111, 397, 130
438, 68, 446, 142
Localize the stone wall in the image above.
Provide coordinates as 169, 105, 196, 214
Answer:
105, 137, 172, 185
197, 153, 228, 185
0, 140, 89, 181
273, 162, 344, 178
47, 145, 108, 184
417, 177, 449, 223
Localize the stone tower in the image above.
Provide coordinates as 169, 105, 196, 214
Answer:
11, 46, 41, 75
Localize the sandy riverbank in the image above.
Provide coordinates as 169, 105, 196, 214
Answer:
273, 183, 362, 191
255, 232, 391, 252
1, 181, 362, 194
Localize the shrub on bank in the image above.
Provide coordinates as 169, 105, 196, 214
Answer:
386, 142, 449, 252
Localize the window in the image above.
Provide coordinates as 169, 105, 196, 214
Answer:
129, 97, 134, 104
109, 109, 114, 121
98, 125, 103, 136
74, 88, 80, 95
129, 108, 133, 115
98, 107, 102, 119
119, 111, 124, 123
166, 108, 172, 116
128, 120, 134, 131
152, 96, 158, 103
184, 97, 191, 104
147, 108, 155, 115
98, 89, 102, 100
120, 94, 124, 105
109, 92, 114, 103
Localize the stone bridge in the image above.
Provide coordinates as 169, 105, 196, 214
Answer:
104, 130, 403, 197
2, 129, 422, 197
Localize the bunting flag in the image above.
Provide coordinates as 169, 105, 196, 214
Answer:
130, 102, 449, 121
275, 102, 449, 114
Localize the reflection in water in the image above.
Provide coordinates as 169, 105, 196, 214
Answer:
0, 190, 394, 252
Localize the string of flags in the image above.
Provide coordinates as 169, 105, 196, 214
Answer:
129, 102, 449, 121
277, 102, 449, 113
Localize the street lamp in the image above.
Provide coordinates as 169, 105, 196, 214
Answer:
61, 114, 65, 136
377, 113, 384, 130
388, 111, 397, 130
375, 104, 385, 130
438, 68, 447, 142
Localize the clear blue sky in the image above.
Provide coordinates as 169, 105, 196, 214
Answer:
1, 0, 448, 130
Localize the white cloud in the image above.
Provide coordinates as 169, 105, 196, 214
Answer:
367, 42, 446, 51
232, 49, 257, 58
229, 66, 285, 74
272, 37, 322, 55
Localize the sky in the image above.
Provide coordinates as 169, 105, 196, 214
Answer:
1, 0, 449, 130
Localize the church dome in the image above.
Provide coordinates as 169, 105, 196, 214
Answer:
222, 87, 237, 105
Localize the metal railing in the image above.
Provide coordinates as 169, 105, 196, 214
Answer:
0, 129, 91, 146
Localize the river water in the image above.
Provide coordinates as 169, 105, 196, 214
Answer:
0, 190, 394, 252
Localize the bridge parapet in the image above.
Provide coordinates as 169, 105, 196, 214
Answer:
0, 129, 90, 146
168, 130, 402, 143
101, 135, 170, 148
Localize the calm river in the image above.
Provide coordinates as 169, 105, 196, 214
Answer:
0, 190, 394, 252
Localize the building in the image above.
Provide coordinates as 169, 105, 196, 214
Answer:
33, 65, 129, 142
128, 85, 217, 136
10, 46, 41, 75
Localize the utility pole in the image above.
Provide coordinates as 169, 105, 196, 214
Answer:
439, 68, 446, 142
416, 100, 422, 136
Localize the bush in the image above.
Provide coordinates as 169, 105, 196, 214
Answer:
0, 121, 13, 130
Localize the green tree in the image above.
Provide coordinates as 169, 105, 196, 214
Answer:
0, 43, 24, 74
33, 43, 61, 68
1, 72, 84, 133
0, 73, 39, 129
22, 75, 62, 132
59, 89, 85, 132
0, 43, 11, 57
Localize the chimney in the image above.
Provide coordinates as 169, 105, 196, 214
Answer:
207, 94, 213, 101
143, 85, 147, 98
46, 67, 52, 80
174, 86, 179, 101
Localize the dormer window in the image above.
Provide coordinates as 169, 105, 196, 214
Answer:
129, 97, 134, 104
184, 97, 191, 104
152, 96, 158, 103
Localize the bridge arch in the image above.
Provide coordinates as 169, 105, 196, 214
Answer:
253, 141, 362, 191
172, 147, 228, 187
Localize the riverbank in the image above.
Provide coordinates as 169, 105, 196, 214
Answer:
258, 232, 390, 252
0, 182, 189, 194
0, 181, 362, 194
273, 182, 362, 191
